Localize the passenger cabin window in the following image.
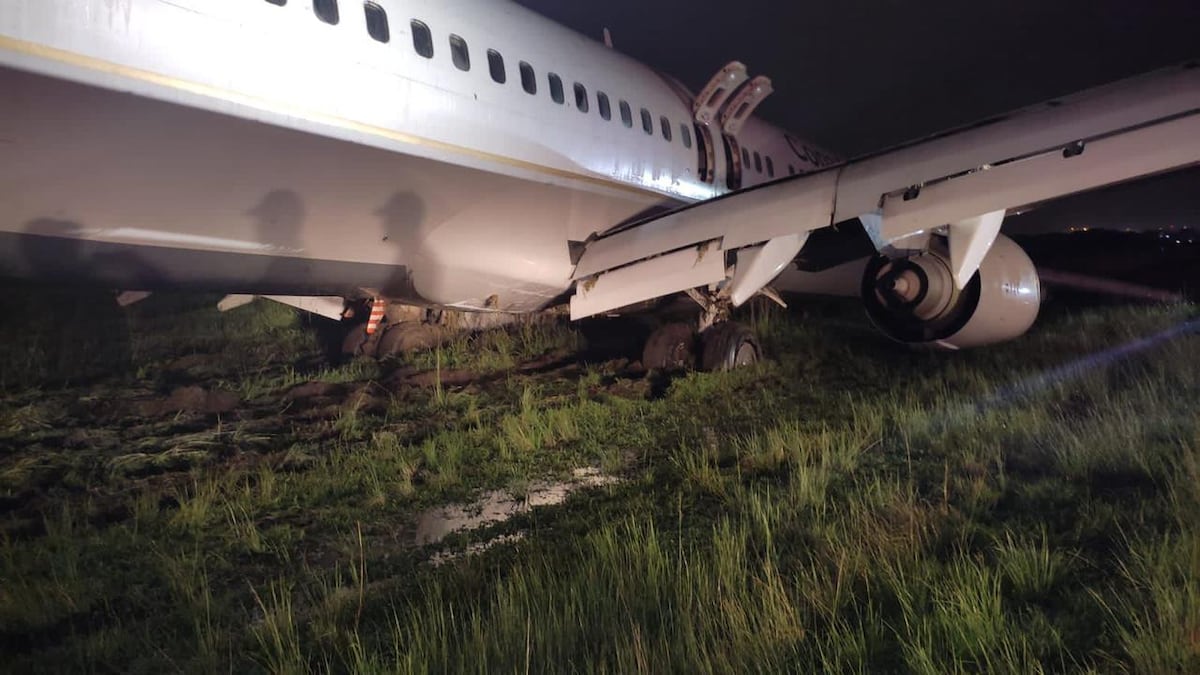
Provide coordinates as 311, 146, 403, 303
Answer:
449, 34, 470, 71
574, 83, 589, 113
548, 73, 564, 104
765, 156, 775, 178
364, 3, 389, 43
753, 151, 763, 173
680, 123, 692, 149
742, 147, 750, 168
788, 164, 797, 176
519, 61, 536, 94
314, 0, 339, 24
487, 49, 505, 83
660, 116, 672, 142
411, 20, 434, 58
597, 92, 612, 120
640, 108, 652, 135
619, 101, 633, 128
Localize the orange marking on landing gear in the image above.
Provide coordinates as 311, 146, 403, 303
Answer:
366, 298, 386, 335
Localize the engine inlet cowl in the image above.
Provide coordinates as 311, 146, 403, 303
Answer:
862, 234, 1040, 349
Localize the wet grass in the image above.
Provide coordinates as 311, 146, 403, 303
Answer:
0, 287, 1198, 673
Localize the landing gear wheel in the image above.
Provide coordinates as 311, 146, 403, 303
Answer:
700, 322, 761, 372
642, 322, 697, 370
340, 323, 381, 359
377, 323, 443, 358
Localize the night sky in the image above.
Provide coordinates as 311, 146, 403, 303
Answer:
516, 0, 1199, 231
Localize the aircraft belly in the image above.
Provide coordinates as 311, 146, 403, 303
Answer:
0, 67, 652, 311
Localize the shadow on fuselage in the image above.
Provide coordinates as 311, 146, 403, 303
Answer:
249, 188, 313, 293
374, 190, 426, 300
16, 217, 164, 288
1, 187, 439, 380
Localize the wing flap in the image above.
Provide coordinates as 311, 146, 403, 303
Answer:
570, 241, 725, 320
573, 170, 838, 280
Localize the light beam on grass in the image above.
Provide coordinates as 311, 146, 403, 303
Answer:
980, 316, 1200, 411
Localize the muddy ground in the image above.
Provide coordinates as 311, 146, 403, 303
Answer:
1, 289, 1198, 673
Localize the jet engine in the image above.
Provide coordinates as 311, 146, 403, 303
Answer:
861, 234, 1040, 349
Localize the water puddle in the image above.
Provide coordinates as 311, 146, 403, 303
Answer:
414, 467, 620, 552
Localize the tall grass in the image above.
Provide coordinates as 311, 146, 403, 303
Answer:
408, 319, 582, 372
392, 516, 808, 673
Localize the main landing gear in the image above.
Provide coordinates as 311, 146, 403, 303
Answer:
335, 296, 764, 372
341, 320, 442, 359
337, 299, 444, 360
642, 320, 761, 372
642, 286, 765, 372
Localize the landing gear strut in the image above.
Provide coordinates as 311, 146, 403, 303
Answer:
685, 287, 764, 372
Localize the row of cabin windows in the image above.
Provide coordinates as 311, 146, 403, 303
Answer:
741, 146, 780, 179
265, 0, 698, 154
266, 0, 387, 37
271, 2, 809, 181
483, 47, 695, 150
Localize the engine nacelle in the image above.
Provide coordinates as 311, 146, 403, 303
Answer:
861, 234, 1040, 349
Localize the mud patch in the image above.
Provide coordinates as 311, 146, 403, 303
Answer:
414, 467, 621, 547
283, 381, 346, 402
138, 385, 239, 416
428, 533, 527, 567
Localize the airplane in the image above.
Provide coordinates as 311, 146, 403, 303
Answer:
1, 0, 1197, 371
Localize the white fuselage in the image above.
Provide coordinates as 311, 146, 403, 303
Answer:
0, 0, 827, 311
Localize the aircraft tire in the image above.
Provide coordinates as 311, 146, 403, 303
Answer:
700, 322, 761, 372
642, 322, 696, 370
377, 322, 442, 357
340, 323, 381, 359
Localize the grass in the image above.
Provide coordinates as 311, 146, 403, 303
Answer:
0, 289, 1198, 672
407, 318, 582, 374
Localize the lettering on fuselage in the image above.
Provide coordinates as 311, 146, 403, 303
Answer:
784, 133, 837, 170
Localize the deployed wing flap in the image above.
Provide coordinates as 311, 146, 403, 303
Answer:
573, 170, 838, 281
570, 241, 726, 320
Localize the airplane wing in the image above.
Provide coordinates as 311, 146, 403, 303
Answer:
570, 64, 1200, 320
